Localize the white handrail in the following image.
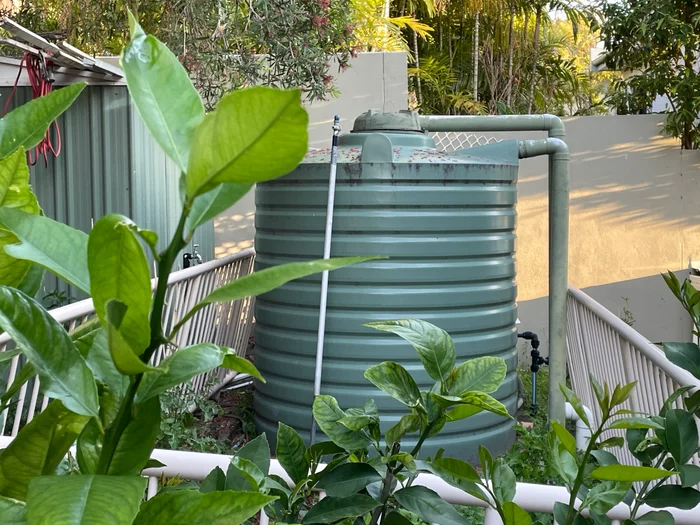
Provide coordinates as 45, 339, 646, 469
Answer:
568, 284, 699, 389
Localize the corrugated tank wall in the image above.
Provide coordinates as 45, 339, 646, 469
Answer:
1, 85, 215, 300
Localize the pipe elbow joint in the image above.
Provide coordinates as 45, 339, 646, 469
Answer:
542, 114, 566, 139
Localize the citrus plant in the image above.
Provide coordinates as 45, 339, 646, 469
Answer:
0, 11, 374, 524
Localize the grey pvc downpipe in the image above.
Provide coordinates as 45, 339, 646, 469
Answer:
419, 115, 569, 425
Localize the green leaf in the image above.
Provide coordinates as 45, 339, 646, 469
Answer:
610, 381, 637, 407
306, 441, 346, 463
229, 456, 265, 490
0, 83, 85, 158
225, 434, 271, 490
553, 502, 569, 525
591, 450, 619, 467
302, 494, 379, 524
171, 257, 379, 338
185, 86, 308, 196
76, 418, 102, 474
0, 495, 26, 524
550, 433, 577, 484
317, 463, 381, 498
312, 395, 371, 452
16, 264, 44, 299
276, 422, 309, 484
560, 383, 590, 427
133, 490, 276, 525
552, 421, 577, 457
186, 182, 252, 236
583, 481, 631, 515
0, 148, 40, 288
598, 436, 625, 449
679, 464, 700, 488
0, 401, 89, 500
591, 465, 672, 482
365, 319, 456, 383
386, 413, 422, 445
390, 452, 417, 473
393, 486, 470, 525
121, 13, 204, 173
644, 485, 700, 510
0, 286, 99, 416
105, 300, 157, 375
660, 386, 694, 417
136, 344, 262, 404
108, 396, 161, 475
383, 511, 414, 525
364, 362, 422, 408
608, 417, 664, 431
200, 467, 226, 493
665, 408, 698, 464
479, 446, 494, 479
493, 458, 517, 503
502, 502, 532, 525
446, 391, 511, 419
428, 457, 481, 488
661, 342, 700, 379
447, 356, 507, 396
630, 510, 674, 525
88, 214, 152, 353
27, 475, 145, 525
0, 361, 35, 411
0, 208, 90, 293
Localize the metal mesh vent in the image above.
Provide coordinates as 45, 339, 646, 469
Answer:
431, 132, 502, 152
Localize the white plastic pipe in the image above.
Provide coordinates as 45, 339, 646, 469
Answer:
565, 402, 593, 450
311, 116, 342, 445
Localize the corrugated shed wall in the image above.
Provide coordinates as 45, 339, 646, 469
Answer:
1, 85, 215, 300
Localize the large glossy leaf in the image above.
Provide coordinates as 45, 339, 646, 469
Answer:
679, 464, 700, 488
0, 148, 40, 288
135, 344, 263, 404
661, 342, 700, 379
186, 182, 252, 235
108, 396, 161, 475
644, 485, 700, 509
493, 458, 517, 503
0, 401, 89, 500
200, 467, 226, 493
447, 356, 506, 396
446, 391, 511, 420
0, 496, 26, 524
0, 83, 85, 158
608, 417, 664, 431
0, 208, 90, 293
121, 13, 204, 173
26, 475, 145, 525
365, 319, 455, 383
560, 383, 590, 428
312, 395, 372, 452
226, 434, 272, 490
133, 490, 276, 525
302, 494, 380, 524
228, 456, 265, 490
0, 286, 98, 416
76, 418, 102, 475
583, 481, 631, 515
552, 421, 577, 457
364, 362, 422, 408
185, 86, 308, 196
317, 463, 381, 498
393, 486, 470, 525
665, 408, 698, 464
385, 413, 422, 445
16, 264, 44, 298
631, 511, 674, 525
276, 422, 309, 484
591, 465, 672, 482
105, 300, 157, 375
427, 457, 488, 502
88, 214, 152, 353
502, 502, 531, 525
171, 256, 378, 337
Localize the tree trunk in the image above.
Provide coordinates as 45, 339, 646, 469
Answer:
506, 2, 515, 107
527, 5, 542, 113
413, 28, 422, 105
473, 10, 480, 100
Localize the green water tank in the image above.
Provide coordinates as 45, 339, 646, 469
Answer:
253, 110, 519, 461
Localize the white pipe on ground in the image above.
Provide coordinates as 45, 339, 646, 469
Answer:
565, 402, 593, 451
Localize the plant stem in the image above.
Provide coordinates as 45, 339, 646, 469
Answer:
566, 428, 604, 525
95, 378, 139, 474
630, 455, 667, 519
369, 469, 394, 525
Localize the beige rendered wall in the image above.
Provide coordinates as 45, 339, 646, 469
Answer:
214, 52, 408, 257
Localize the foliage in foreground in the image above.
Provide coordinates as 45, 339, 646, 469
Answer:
0, 11, 374, 523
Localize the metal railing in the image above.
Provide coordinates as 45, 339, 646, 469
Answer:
566, 284, 700, 469
0, 248, 256, 436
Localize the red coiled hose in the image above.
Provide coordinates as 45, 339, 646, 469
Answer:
3, 52, 61, 167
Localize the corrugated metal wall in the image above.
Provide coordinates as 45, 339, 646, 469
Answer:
2, 85, 215, 301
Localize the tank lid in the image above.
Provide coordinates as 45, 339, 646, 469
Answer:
352, 109, 423, 133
